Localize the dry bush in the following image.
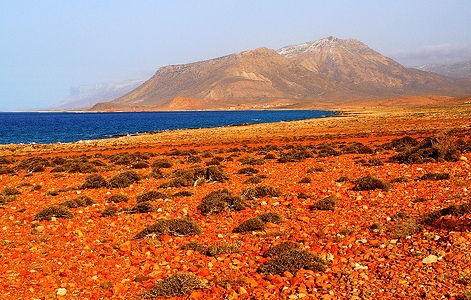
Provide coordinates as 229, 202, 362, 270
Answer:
263, 241, 301, 257
307, 167, 325, 173
243, 176, 263, 184
197, 189, 246, 216
367, 158, 384, 166
172, 191, 194, 197
0, 167, 14, 175
161, 169, 199, 188
134, 217, 202, 239
125, 202, 155, 214
263, 153, 277, 160
233, 217, 266, 233
239, 156, 265, 165
257, 249, 328, 275
140, 273, 204, 298
90, 159, 106, 166
259, 212, 283, 224
205, 243, 241, 257
67, 162, 97, 173
17, 157, 50, 173
205, 165, 229, 182
390, 176, 409, 184
278, 149, 313, 163
336, 176, 351, 183
205, 158, 221, 166
152, 158, 173, 168
60, 196, 95, 208
109, 171, 141, 188
424, 203, 471, 224
186, 155, 202, 164
242, 185, 282, 200
310, 195, 338, 211
100, 206, 119, 217
200, 150, 213, 158
2, 187, 21, 196
136, 191, 167, 203
150, 167, 164, 179
353, 175, 390, 191
50, 166, 66, 173
131, 161, 149, 169
385, 136, 419, 151
387, 218, 423, 239
35, 206, 74, 220
238, 167, 259, 175
341, 142, 374, 154
180, 242, 206, 253
81, 174, 108, 189
297, 192, 310, 199
0, 156, 14, 164
109, 194, 129, 203
298, 177, 311, 184
390, 134, 461, 164
420, 172, 451, 181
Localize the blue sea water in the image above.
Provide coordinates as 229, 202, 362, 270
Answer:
0, 110, 336, 145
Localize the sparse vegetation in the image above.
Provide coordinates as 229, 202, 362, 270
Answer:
134, 217, 202, 239
136, 190, 167, 203
420, 172, 451, 181
197, 189, 245, 215
100, 206, 119, 217
81, 174, 108, 189
109, 194, 129, 203
35, 206, 74, 220
140, 273, 204, 298
310, 195, 338, 211
259, 211, 283, 224
109, 171, 141, 188
353, 175, 390, 191
263, 241, 301, 257
257, 249, 328, 275
60, 196, 95, 208
233, 217, 266, 233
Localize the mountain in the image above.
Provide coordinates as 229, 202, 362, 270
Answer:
92, 37, 471, 110
413, 61, 471, 79
52, 79, 145, 109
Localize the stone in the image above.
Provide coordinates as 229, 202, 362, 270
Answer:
422, 254, 438, 264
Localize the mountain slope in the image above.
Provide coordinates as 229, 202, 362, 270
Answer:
414, 61, 471, 78
92, 37, 471, 110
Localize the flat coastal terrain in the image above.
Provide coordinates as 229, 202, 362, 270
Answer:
1, 104, 470, 299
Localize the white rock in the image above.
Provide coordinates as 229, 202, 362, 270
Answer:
460, 156, 468, 161
422, 254, 438, 264
56, 288, 67, 296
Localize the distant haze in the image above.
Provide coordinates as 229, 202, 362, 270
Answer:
1, 1, 471, 111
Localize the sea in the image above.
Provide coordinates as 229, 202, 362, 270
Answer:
0, 110, 336, 145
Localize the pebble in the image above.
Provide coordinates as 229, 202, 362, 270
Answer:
460, 156, 468, 161
56, 288, 67, 296
422, 254, 438, 264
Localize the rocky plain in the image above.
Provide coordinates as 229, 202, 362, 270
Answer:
0, 101, 471, 299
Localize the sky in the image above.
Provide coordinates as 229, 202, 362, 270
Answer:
1, 0, 471, 111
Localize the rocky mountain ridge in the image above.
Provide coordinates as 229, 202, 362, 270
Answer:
91, 37, 471, 110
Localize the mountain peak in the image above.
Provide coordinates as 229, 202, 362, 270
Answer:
277, 36, 367, 57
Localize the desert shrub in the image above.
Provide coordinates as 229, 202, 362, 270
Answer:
298, 177, 311, 184
233, 217, 265, 233
238, 167, 259, 175
278, 149, 313, 163
367, 158, 384, 166
243, 176, 263, 184
388, 218, 423, 239
424, 203, 471, 224
50, 166, 66, 173
263, 241, 301, 257
100, 206, 119, 217
2, 187, 21, 196
390, 176, 409, 183
390, 134, 461, 164
242, 185, 282, 199
205, 243, 241, 257
336, 176, 351, 183
392, 211, 410, 220
109, 194, 129, 203
259, 212, 283, 224
0, 167, 14, 174
35, 206, 74, 220
140, 273, 204, 298
109, 171, 141, 188
297, 192, 310, 199
60, 196, 95, 208
134, 217, 202, 239
197, 189, 246, 216
45, 189, 59, 196
152, 158, 173, 168
126, 201, 155, 214
353, 175, 390, 191
239, 156, 265, 165
17, 157, 50, 173
81, 174, 108, 189
420, 172, 451, 181
389, 136, 419, 150
161, 169, 197, 188
205, 158, 221, 166
341, 142, 374, 154
132, 161, 149, 169
310, 195, 338, 211
257, 249, 328, 275
136, 190, 167, 203
307, 167, 325, 173
90, 159, 106, 166
180, 242, 206, 253
263, 153, 277, 160
108, 152, 135, 165
186, 155, 202, 164
205, 165, 229, 182
0, 156, 13, 164
172, 190, 194, 197
200, 150, 213, 158
67, 162, 97, 173
317, 145, 340, 158
150, 167, 164, 179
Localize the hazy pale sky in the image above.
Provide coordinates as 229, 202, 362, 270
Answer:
1, 0, 471, 111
